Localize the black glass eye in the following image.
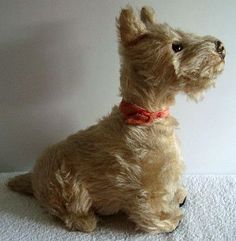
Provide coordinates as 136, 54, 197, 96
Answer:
172, 42, 183, 53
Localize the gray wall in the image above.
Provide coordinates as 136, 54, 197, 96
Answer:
0, 0, 235, 173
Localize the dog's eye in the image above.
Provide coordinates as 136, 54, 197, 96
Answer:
172, 42, 183, 53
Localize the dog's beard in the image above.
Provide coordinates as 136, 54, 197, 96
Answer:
182, 58, 224, 102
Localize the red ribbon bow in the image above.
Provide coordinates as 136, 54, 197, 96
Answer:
119, 99, 169, 125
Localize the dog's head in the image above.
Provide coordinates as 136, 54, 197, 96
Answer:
117, 6, 225, 107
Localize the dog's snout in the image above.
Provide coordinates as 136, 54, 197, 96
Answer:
215, 40, 225, 59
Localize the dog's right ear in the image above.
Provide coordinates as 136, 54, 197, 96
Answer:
117, 6, 147, 45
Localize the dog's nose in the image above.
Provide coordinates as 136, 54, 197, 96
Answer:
215, 40, 225, 59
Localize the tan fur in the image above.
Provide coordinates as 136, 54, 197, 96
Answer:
7, 6, 225, 234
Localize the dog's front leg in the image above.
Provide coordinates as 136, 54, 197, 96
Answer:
125, 192, 183, 233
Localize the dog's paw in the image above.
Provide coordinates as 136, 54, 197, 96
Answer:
179, 196, 187, 207
167, 219, 181, 234
175, 187, 187, 207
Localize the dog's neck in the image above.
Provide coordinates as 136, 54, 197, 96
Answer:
119, 68, 176, 112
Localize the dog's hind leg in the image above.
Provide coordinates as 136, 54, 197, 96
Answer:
33, 165, 97, 232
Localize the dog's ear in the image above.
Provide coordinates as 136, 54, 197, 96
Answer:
117, 6, 146, 44
140, 6, 156, 25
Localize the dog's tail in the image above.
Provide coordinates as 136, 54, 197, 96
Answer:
7, 172, 33, 196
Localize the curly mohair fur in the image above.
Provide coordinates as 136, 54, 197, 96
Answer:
7, 6, 225, 233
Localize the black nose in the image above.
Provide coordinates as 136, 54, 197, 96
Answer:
215, 40, 225, 59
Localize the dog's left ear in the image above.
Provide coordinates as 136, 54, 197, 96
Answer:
117, 6, 147, 44
140, 6, 156, 25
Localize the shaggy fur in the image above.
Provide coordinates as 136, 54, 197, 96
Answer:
7, 6, 225, 234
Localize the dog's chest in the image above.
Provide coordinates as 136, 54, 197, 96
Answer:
126, 122, 178, 158
125, 123, 182, 186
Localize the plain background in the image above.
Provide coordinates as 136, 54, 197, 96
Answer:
0, 0, 235, 173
